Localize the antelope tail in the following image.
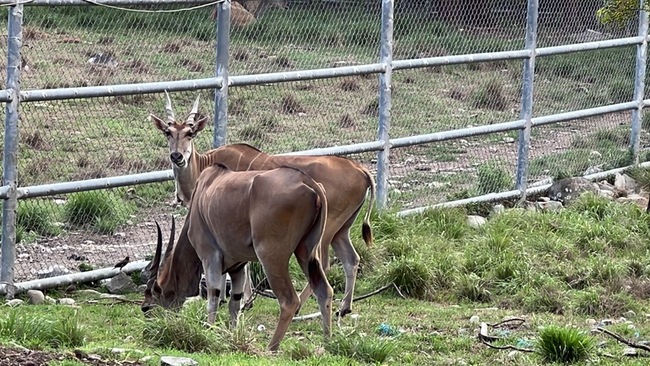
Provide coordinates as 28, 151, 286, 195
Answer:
360, 167, 376, 247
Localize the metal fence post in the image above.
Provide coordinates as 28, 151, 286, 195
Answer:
515, 0, 539, 201
376, 0, 394, 210
213, 0, 231, 148
1, 3, 24, 299
630, 1, 649, 163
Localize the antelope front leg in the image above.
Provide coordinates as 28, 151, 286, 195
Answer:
203, 253, 225, 324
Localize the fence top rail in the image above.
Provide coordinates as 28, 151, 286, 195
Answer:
20, 77, 223, 102
0, 0, 219, 5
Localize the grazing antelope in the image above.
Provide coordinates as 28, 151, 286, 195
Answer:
150, 92, 376, 317
142, 164, 333, 352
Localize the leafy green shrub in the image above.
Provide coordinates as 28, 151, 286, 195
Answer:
476, 162, 511, 195
63, 191, 133, 234
17, 200, 61, 237
537, 325, 594, 364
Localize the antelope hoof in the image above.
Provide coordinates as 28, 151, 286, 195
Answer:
335, 308, 352, 318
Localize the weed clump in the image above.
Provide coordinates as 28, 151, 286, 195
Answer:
326, 332, 396, 364
378, 257, 432, 300
0, 310, 85, 349
141, 307, 222, 353
17, 200, 61, 237
281, 94, 305, 114
471, 78, 507, 111
63, 191, 133, 234
476, 162, 511, 195
340, 77, 361, 91
536, 325, 594, 364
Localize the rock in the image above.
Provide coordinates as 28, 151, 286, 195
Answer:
614, 173, 637, 193
58, 298, 75, 305
537, 196, 551, 202
503, 137, 515, 143
467, 215, 487, 228
6, 299, 24, 307
598, 189, 615, 199
536, 201, 563, 212
140, 262, 152, 285
37, 265, 71, 279
160, 356, 199, 366
507, 350, 519, 358
78, 289, 102, 296
490, 204, 505, 216
617, 194, 648, 210
140, 356, 153, 362
584, 165, 603, 175
137, 284, 147, 293
106, 272, 138, 294
625, 310, 637, 318
469, 315, 480, 324
586, 318, 597, 326
44, 296, 57, 304
26, 290, 44, 305
547, 177, 599, 204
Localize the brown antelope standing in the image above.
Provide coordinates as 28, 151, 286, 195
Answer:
149, 92, 375, 317
142, 164, 333, 352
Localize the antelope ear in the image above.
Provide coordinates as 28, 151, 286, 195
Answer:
192, 115, 209, 134
150, 114, 168, 132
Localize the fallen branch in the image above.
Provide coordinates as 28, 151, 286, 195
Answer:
596, 327, 650, 353
490, 317, 526, 329
292, 283, 398, 322
84, 297, 141, 305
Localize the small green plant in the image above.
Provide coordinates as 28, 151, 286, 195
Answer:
326, 332, 396, 364
140, 307, 222, 353
454, 272, 492, 303
63, 191, 133, 234
17, 200, 61, 237
378, 257, 433, 300
471, 78, 507, 111
536, 325, 594, 364
476, 162, 512, 195
608, 79, 632, 103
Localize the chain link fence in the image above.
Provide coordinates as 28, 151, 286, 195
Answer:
1, 0, 648, 283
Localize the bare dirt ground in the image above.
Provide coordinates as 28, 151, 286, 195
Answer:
0, 345, 146, 366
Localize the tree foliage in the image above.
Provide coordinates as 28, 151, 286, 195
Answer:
597, 0, 647, 25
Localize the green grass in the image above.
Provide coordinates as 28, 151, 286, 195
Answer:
63, 191, 135, 234
16, 199, 62, 237
4, 200, 650, 364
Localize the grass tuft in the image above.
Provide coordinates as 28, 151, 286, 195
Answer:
378, 257, 432, 300
63, 191, 133, 234
536, 325, 594, 364
326, 332, 396, 364
0, 309, 85, 349
476, 161, 512, 195
141, 307, 222, 354
17, 200, 61, 237
471, 78, 507, 111
281, 94, 305, 114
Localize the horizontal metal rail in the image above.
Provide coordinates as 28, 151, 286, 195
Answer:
17, 170, 174, 199
228, 63, 386, 87
0, 185, 9, 199
0, 0, 217, 5
392, 50, 531, 70
396, 161, 650, 217
536, 36, 646, 56
20, 77, 223, 102
0, 260, 150, 296
0, 90, 11, 103
281, 140, 386, 156
391, 120, 525, 148
532, 102, 640, 126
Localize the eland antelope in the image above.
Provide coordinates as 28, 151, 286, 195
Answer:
150, 92, 375, 317
141, 164, 333, 352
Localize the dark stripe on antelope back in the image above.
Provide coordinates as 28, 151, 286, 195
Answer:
232, 292, 243, 301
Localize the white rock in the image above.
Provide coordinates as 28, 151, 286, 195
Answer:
26, 290, 45, 305
6, 299, 24, 307
469, 315, 480, 324
257, 324, 266, 332
467, 215, 487, 229
58, 298, 76, 305
160, 356, 199, 366
44, 296, 57, 304
490, 204, 505, 216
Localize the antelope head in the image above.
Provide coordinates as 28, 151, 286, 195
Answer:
150, 91, 209, 169
141, 217, 202, 315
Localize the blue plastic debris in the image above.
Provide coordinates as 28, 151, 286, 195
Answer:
377, 323, 398, 337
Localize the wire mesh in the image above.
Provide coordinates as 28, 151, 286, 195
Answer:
388, 136, 518, 210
